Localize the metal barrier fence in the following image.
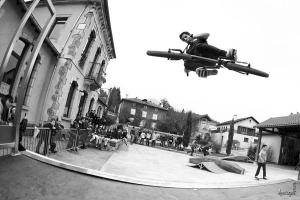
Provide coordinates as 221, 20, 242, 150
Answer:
0, 147, 12, 157
21, 128, 92, 156
1, 127, 122, 157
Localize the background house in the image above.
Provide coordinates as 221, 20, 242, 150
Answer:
212, 116, 259, 149
118, 98, 168, 129
191, 114, 218, 140
255, 113, 300, 165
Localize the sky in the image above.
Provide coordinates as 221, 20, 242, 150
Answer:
104, 0, 300, 123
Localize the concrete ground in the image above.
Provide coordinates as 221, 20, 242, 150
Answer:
47, 144, 298, 188
0, 155, 299, 200
49, 148, 113, 171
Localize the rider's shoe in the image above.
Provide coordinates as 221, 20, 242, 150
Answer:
226, 48, 237, 62
196, 68, 218, 77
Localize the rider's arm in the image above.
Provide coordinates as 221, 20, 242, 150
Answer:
193, 33, 209, 40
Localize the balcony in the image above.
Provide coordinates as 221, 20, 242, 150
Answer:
84, 73, 101, 91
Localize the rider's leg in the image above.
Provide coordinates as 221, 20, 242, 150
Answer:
198, 43, 237, 61
197, 43, 227, 59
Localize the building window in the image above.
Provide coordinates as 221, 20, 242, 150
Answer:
63, 81, 78, 117
254, 139, 258, 144
49, 17, 68, 42
132, 103, 136, 107
143, 105, 147, 109
151, 122, 157, 129
130, 108, 136, 115
88, 47, 101, 76
244, 137, 249, 143
79, 30, 96, 68
155, 108, 158, 112
1, 39, 29, 98
142, 111, 147, 118
152, 114, 158, 120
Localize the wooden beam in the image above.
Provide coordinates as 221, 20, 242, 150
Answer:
278, 135, 284, 165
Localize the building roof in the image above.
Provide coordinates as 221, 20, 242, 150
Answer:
193, 114, 218, 123
122, 98, 168, 111
218, 116, 259, 126
255, 113, 300, 128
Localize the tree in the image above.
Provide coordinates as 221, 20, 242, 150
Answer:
160, 98, 173, 110
226, 118, 234, 155
107, 87, 121, 113
182, 111, 192, 147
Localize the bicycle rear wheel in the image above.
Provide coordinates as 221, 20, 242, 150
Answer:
225, 62, 269, 78
147, 50, 192, 60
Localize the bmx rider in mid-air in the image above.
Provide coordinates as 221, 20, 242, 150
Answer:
179, 31, 237, 77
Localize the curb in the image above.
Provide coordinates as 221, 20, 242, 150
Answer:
21, 150, 296, 189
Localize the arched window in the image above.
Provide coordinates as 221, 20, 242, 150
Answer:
88, 47, 101, 76
97, 60, 105, 80
22, 55, 41, 106
79, 30, 96, 68
63, 81, 78, 117
88, 97, 95, 112
1, 38, 29, 98
77, 90, 87, 117
96, 106, 102, 117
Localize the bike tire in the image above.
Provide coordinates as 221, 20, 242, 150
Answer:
147, 50, 192, 60
225, 62, 269, 78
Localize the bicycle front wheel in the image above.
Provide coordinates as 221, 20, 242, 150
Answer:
225, 62, 269, 78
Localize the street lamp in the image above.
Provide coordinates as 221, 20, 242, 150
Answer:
226, 114, 237, 156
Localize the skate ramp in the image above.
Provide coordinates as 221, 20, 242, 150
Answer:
199, 162, 228, 174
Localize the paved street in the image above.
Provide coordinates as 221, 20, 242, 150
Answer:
47, 144, 298, 188
0, 155, 299, 200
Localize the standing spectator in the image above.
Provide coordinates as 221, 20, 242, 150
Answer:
168, 136, 174, 148
0, 94, 13, 124
18, 113, 28, 151
190, 140, 197, 156
140, 130, 146, 145
255, 144, 268, 180
130, 127, 135, 144
151, 131, 157, 147
146, 131, 151, 146
36, 118, 57, 155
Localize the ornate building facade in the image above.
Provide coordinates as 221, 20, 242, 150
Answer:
0, 0, 115, 127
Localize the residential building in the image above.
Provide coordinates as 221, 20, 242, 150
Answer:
118, 98, 168, 129
191, 114, 218, 140
0, 0, 116, 128
255, 113, 300, 165
213, 116, 259, 149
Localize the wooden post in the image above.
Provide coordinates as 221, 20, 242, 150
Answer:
255, 129, 262, 162
278, 135, 285, 165
298, 169, 300, 180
